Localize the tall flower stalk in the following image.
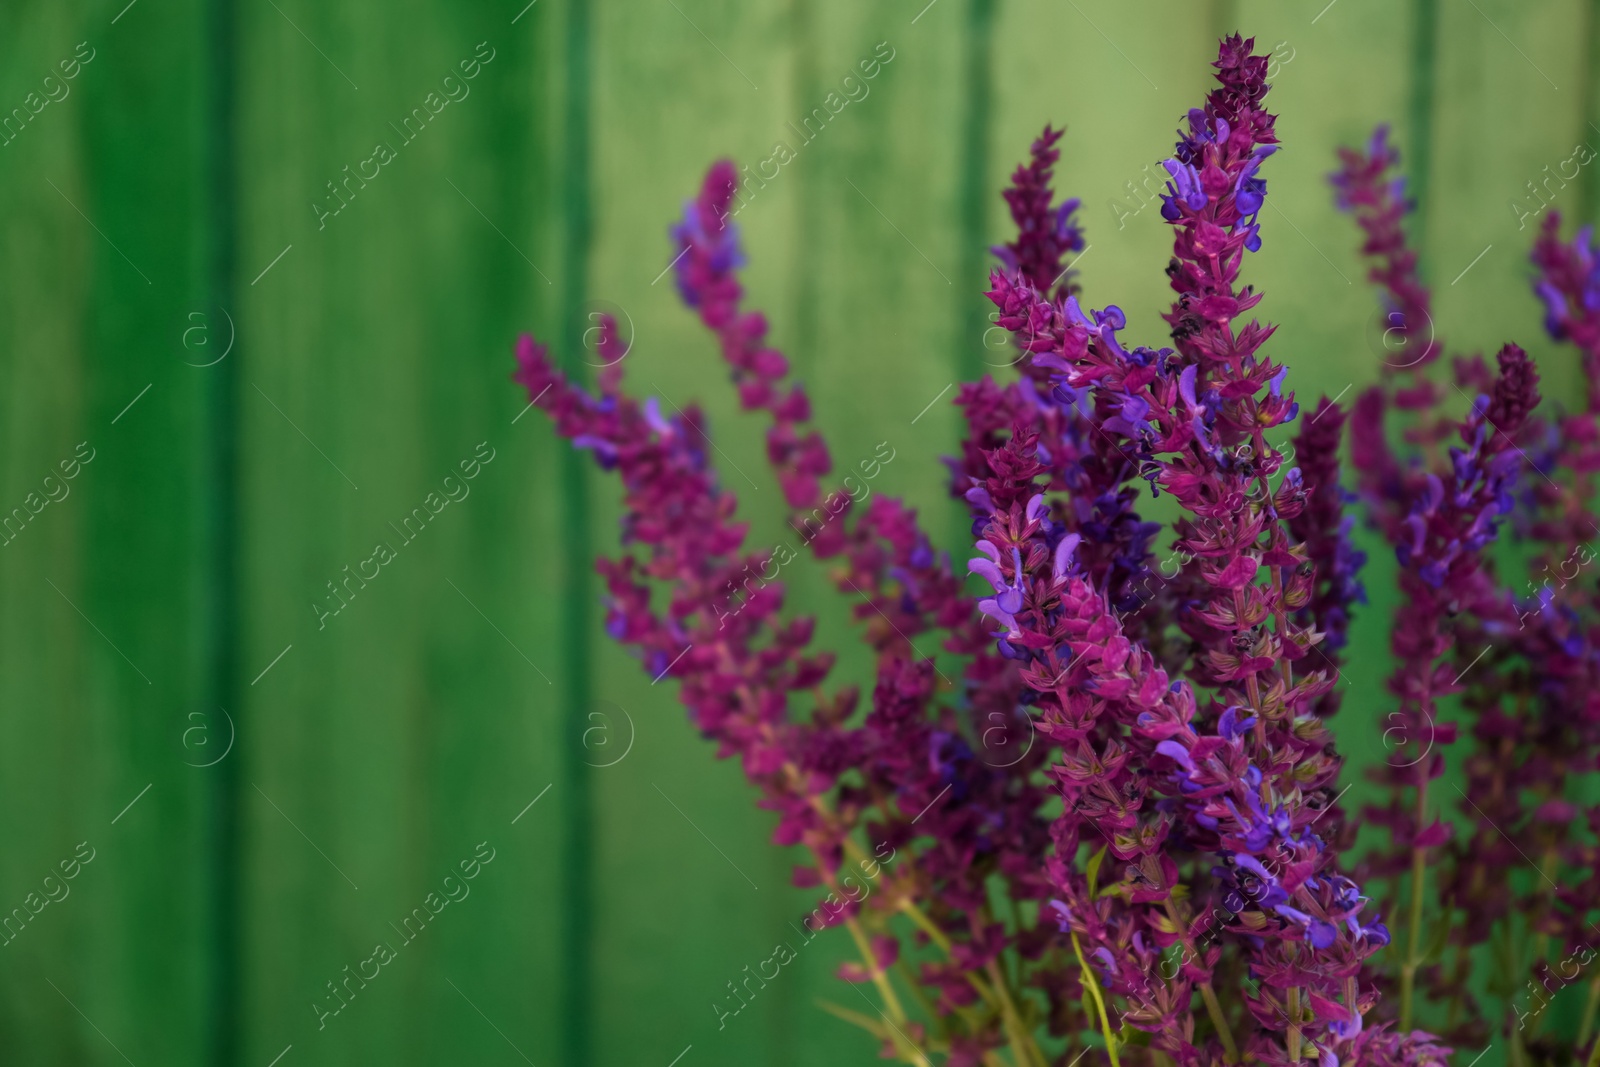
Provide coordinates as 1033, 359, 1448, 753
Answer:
516, 33, 1600, 1067
1333, 127, 1600, 1059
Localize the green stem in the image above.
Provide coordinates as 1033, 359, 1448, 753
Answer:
1161, 900, 1237, 1064
1578, 975, 1600, 1053
1525, 843, 1563, 1041
896, 897, 952, 954
1199, 981, 1239, 1065
833, 837, 956, 966
1071, 932, 1121, 1067
897, 958, 941, 1031
1399, 780, 1430, 1031
818, 998, 948, 1064
985, 958, 1046, 1067
816, 998, 892, 1037
1287, 987, 1303, 1064
1533, 846, 1559, 978
841, 917, 931, 1067
822, 801, 1002, 1013
842, 915, 908, 1023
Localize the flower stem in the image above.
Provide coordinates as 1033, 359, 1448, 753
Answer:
1198, 981, 1239, 1065
842, 915, 907, 1022
1578, 975, 1600, 1052
841, 915, 931, 1067
985, 957, 1047, 1067
806, 795, 1001, 1016
1071, 932, 1121, 1067
885, 897, 1006, 1009
1287, 987, 1303, 1064
896, 959, 940, 1029
895, 897, 953, 954
1399, 778, 1430, 1031
834, 835, 991, 999
1533, 845, 1558, 958
1160, 900, 1237, 1064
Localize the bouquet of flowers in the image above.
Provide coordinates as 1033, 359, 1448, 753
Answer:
516, 35, 1600, 1067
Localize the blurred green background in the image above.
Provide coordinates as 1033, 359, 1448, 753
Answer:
1, 0, 1595, 1063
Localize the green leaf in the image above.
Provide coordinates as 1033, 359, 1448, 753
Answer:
1086, 845, 1109, 901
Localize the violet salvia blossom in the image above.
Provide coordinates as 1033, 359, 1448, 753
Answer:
1335, 128, 1600, 1059
982, 36, 1417, 1067
1328, 126, 1467, 541
1287, 399, 1367, 681
1533, 214, 1600, 409
955, 127, 1164, 647
670, 161, 974, 657
1529, 212, 1600, 539
518, 323, 960, 1063
668, 164, 1079, 1062
1361, 347, 1536, 1036
993, 125, 1085, 303
1328, 126, 1440, 377
968, 424, 1222, 1060
517, 31, 1600, 1067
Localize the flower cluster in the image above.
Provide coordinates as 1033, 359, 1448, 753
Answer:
517, 34, 1600, 1067
1331, 125, 1600, 1063
979, 40, 1404, 1066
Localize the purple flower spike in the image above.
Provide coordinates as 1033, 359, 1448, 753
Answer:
504, 30, 1600, 1067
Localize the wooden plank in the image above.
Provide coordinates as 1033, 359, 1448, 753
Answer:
0, 1, 1590, 1065
234, 0, 569, 1063
1428, 0, 1588, 399
774, 5, 988, 1060
582, 0, 808, 1061
0, 0, 216, 1063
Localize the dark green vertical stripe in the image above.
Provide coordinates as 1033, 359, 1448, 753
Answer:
558, 0, 596, 1064
953, 0, 995, 564
1210, 0, 1237, 44
203, 0, 242, 1063
1583, 0, 1600, 223
1407, 0, 1439, 278
951, 0, 995, 583
955, 0, 996, 387
788, 0, 819, 381
776, 10, 817, 1066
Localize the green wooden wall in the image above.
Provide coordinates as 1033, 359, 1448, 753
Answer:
0, 0, 1595, 1064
